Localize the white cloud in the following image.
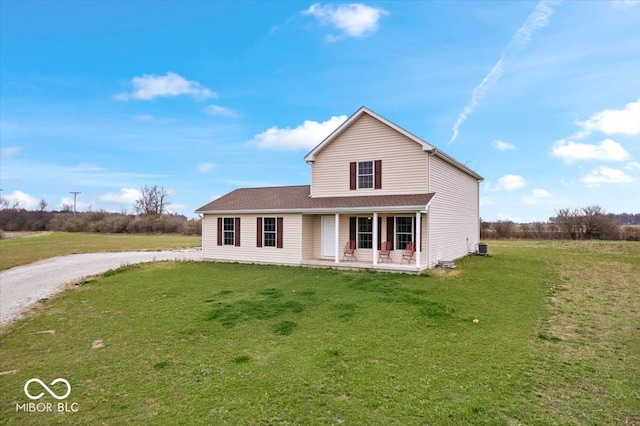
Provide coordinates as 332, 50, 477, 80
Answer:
75, 162, 104, 171
133, 114, 155, 121
550, 138, 630, 163
303, 3, 388, 41
532, 188, 552, 198
99, 188, 141, 204
1, 146, 23, 158
2, 190, 39, 209
613, 1, 640, 8
575, 99, 640, 138
250, 115, 347, 150
204, 105, 239, 118
197, 162, 216, 173
492, 140, 516, 151
487, 174, 526, 191
625, 161, 640, 170
115, 72, 216, 101
521, 188, 552, 204
449, 0, 557, 144
497, 213, 521, 222
579, 166, 634, 188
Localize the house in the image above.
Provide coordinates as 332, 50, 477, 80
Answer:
195, 106, 483, 273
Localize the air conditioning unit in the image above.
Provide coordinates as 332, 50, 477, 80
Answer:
477, 243, 489, 256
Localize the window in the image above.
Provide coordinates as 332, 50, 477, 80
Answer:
357, 217, 373, 249
257, 216, 283, 248
223, 218, 235, 245
263, 217, 276, 247
395, 217, 413, 250
350, 160, 381, 190
358, 161, 373, 189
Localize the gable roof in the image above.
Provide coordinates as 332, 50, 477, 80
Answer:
304, 106, 483, 181
196, 185, 435, 214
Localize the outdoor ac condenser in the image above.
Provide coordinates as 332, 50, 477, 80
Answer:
477, 243, 489, 256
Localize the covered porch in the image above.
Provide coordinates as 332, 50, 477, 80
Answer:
300, 209, 430, 274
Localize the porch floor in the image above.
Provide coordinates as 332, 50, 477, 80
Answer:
301, 258, 429, 274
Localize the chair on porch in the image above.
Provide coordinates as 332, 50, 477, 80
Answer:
400, 241, 416, 264
343, 240, 357, 261
378, 241, 392, 263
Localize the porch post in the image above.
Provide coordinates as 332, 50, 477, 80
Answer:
415, 211, 421, 266
335, 213, 340, 264
373, 212, 378, 266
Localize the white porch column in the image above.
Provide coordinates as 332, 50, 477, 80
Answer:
335, 213, 340, 264
415, 211, 421, 266
373, 212, 378, 266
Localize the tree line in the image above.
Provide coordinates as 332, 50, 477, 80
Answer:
481, 205, 640, 241
0, 185, 201, 237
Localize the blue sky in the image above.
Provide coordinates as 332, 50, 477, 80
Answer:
1, 0, 639, 221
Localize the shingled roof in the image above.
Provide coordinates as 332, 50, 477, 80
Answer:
196, 185, 434, 213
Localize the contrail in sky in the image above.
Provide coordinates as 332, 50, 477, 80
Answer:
448, 1, 559, 145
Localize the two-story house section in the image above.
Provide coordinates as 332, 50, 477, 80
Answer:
196, 106, 484, 273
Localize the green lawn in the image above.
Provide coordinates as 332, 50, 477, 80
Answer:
0, 240, 638, 425
0, 232, 201, 270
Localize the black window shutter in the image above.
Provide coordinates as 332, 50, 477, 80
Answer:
349, 162, 356, 190
387, 216, 394, 250
374, 160, 382, 189
377, 217, 382, 250
235, 217, 241, 247
349, 217, 356, 241
256, 217, 263, 247
276, 217, 284, 248
217, 217, 222, 246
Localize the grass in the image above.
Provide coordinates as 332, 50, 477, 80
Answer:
0, 232, 201, 270
0, 240, 638, 424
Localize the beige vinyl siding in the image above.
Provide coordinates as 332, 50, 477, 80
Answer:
427, 155, 480, 266
301, 215, 316, 261
202, 214, 303, 265
311, 114, 428, 198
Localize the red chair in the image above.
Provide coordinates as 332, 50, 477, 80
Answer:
378, 241, 392, 263
343, 240, 357, 261
400, 241, 416, 264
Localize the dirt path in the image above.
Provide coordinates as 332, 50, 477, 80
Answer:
0, 249, 202, 326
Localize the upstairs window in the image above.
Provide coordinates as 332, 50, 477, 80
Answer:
350, 160, 381, 190
358, 161, 373, 189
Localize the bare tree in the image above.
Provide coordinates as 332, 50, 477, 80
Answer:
133, 185, 171, 216
39, 199, 48, 212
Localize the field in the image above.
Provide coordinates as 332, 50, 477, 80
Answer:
0, 240, 638, 425
0, 232, 201, 270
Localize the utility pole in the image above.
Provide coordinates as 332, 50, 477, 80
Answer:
69, 191, 81, 214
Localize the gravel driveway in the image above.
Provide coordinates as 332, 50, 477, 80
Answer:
0, 249, 202, 326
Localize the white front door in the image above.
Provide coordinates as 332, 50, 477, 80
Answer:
322, 216, 336, 258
